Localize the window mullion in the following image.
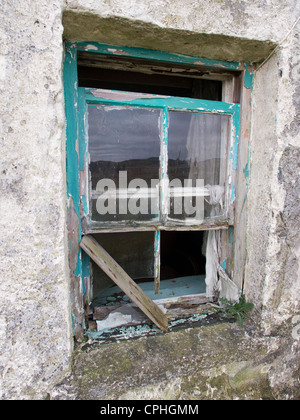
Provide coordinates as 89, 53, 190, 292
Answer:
160, 106, 169, 225
154, 230, 160, 294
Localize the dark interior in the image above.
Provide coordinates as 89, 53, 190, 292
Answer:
160, 231, 206, 281
78, 52, 223, 100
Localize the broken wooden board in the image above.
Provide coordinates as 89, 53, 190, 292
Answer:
92, 294, 215, 331
162, 294, 214, 318
95, 305, 149, 331
80, 235, 168, 332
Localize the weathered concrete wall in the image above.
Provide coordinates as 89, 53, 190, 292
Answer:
0, 0, 299, 399
244, 17, 300, 394
63, 0, 293, 62
245, 28, 300, 332
0, 0, 72, 399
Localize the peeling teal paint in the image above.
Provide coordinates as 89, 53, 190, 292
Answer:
86, 313, 210, 342
81, 194, 88, 215
87, 89, 239, 115
75, 41, 241, 71
232, 142, 238, 170
243, 63, 253, 189
64, 42, 90, 333
221, 258, 227, 270
64, 43, 80, 212
232, 109, 240, 171
155, 231, 160, 251
240, 192, 248, 219
230, 183, 235, 202
74, 251, 82, 278
244, 63, 254, 89
227, 226, 234, 244
78, 89, 87, 172
71, 312, 75, 334
162, 106, 169, 145
244, 161, 250, 183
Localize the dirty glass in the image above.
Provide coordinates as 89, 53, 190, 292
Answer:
88, 105, 161, 223
167, 111, 230, 220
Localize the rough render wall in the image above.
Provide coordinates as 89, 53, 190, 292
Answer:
244, 19, 300, 393
63, 0, 293, 60
0, 0, 299, 399
0, 0, 72, 399
245, 32, 300, 331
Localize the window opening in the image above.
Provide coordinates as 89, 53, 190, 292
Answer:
91, 231, 156, 304
90, 231, 206, 306
77, 51, 223, 101
64, 43, 244, 338
87, 230, 209, 332
160, 231, 206, 285
81, 234, 168, 332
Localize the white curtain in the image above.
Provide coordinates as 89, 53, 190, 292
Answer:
186, 113, 227, 299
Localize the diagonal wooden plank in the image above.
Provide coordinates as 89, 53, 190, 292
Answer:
80, 235, 168, 332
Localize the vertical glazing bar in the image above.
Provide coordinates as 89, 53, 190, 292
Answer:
228, 107, 240, 224
154, 230, 160, 294
160, 106, 169, 224
78, 89, 92, 318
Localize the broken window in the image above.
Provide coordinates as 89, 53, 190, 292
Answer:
64, 42, 243, 338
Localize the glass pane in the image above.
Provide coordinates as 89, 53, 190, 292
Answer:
168, 111, 230, 221
88, 105, 161, 223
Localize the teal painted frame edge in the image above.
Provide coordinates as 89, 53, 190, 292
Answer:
85, 89, 239, 114
63, 40, 252, 336
75, 41, 242, 71
64, 42, 90, 336
63, 43, 81, 335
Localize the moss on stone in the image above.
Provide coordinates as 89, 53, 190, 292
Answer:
63, 321, 276, 400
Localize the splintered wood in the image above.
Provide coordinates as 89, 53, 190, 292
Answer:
80, 235, 168, 332
92, 294, 213, 331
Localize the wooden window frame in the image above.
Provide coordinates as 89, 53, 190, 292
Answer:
63, 42, 253, 340
79, 89, 239, 232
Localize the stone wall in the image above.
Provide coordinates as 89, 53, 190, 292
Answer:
0, 0, 299, 399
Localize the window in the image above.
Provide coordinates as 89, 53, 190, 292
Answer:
64, 42, 246, 340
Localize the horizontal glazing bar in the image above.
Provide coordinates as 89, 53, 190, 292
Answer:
84, 88, 239, 115
92, 187, 210, 199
